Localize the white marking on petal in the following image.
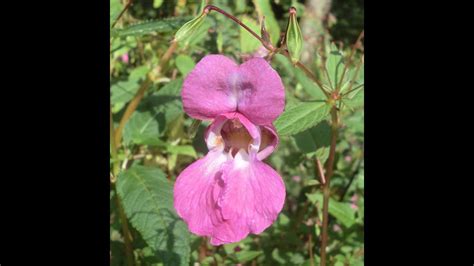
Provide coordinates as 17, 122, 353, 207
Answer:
233, 149, 250, 169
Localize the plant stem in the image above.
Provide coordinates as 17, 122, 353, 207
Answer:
111, 0, 133, 28
315, 157, 326, 184
114, 184, 135, 266
320, 107, 339, 266
110, 108, 120, 177
276, 48, 330, 98
114, 42, 177, 147
203, 5, 274, 51
336, 30, 364, 91
114, 78, 151, 147
110, 108, 134, 266
309, 233, 315, 266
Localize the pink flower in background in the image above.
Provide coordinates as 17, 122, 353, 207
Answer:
350, 194, 359, 210
120, 53, 129, 64
333, 224, 342, 232
174, 54, 286, 245
292, 175, 301, 183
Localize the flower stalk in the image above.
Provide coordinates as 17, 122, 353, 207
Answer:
110, 107, 134, 266
319, 106, 339, 266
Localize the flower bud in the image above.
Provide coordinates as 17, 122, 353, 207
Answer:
173, 10, 208, 43
285, 7, 303, 64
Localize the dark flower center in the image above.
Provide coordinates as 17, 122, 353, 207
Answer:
220, 119, 275, 157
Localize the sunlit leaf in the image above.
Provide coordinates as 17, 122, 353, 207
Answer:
117, 165, 191, 266
274, 101, 331, 135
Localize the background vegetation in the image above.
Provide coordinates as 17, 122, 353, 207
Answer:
110, 0, 364, 265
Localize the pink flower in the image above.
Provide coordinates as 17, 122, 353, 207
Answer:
350, 194, 359, 210
120, 53, 129, 63
292, 175, 301, 183
174, 55, 286, 245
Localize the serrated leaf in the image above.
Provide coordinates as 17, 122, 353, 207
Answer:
175, 55, 196, 76
305, 193, 356, 228
111, 80, 139, 105
236, 251, 263, 263
140, 79, 184, 127
111, 17, 191, 38
343, 89, 364, 110
240, 16, 261, 53
325, 43, 345, 90
293, 120, 331, 162
274, 101, 331, 135
116, 165, 191, 266
122, 110, 164, 146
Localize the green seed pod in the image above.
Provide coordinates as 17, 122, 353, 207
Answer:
173, 10, 208, 43
286, 7, 303, 64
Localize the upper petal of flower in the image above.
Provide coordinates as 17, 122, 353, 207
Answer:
182, 55, 285, 124
181, 55, 239, 120
236, 57, 285, 125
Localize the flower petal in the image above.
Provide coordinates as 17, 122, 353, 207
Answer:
205, 112, 261, 153
181, 55, 239, 120
173, 149, 230, 236
257, 124, 279, 160
209, 150, 286, 245
236, 57, 285, 125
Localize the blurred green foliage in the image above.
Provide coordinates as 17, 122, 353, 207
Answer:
110, 0, 363, 265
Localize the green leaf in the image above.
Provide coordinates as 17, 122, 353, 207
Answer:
153, 0, 164, 8
110, 0, 123, 28
111, 17, 192, 38
305, 192, 319, 204
293, 120, 331, 162
303, 179, 320, 187
175, 55, 196, 76
165, 145, 197, 158
116, 165, 191, 266
271, 249, 287, 264
274, 101, 331, 135
235, 251, 263, 263
252, 0, 280, 45
111, 80, 139, 105
128, 65, 150, 82
325, 43, 345, 90
330, 200, 357, 227
141, 79, 184, 124
294, 67, 326, 100
122, 110, 164, 146
240, 16, 261, 53
305, 193, 356, 228
273, 54, 325, 100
